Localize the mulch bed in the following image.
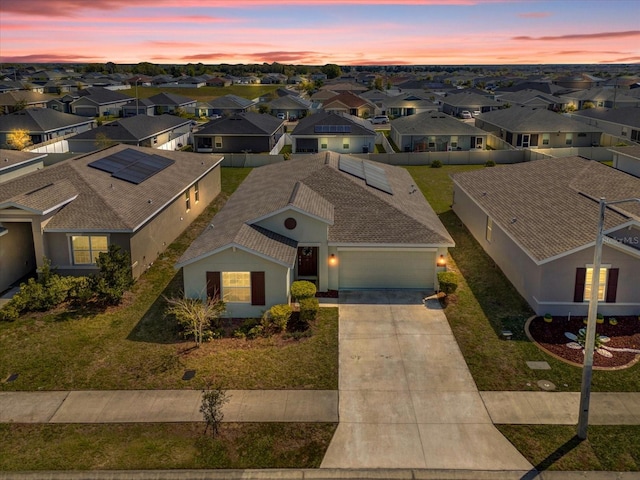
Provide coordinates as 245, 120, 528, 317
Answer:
316, 290, 339, 298
527, 316, 640, 369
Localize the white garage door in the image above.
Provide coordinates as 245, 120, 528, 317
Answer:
338, 249, 435, 289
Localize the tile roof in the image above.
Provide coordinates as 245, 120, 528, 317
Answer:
392, 111, 487, 136
477, 107, 603, 133
70, 114, 190, 142
0, 108, 94, 133
452, 157, 640, 263
177, 152, 454, 267
194, 112, 283, 136
0, 144, 223, 232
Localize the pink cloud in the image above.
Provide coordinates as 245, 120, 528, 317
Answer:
517, 12, 550, 18
0, 53, 102, 63
514, 30, 640, 41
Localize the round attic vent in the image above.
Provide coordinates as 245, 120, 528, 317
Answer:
284, 217, 297, 230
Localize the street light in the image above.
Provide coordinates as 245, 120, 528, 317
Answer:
577, 196, 640, 440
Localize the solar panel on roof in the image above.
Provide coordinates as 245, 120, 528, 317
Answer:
339, 156, 365, 179
88, 149, 174, 185
364, 162, 393, 194
89, 155, 133, 174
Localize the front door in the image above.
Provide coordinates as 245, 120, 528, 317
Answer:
297, 246, 318, 278
522, 134, 530, 148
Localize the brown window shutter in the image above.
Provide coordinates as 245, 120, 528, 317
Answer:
574, 268, 586, 302
605, 268, 619, 303
251, 271, 266, 306
206, 271, 221, 300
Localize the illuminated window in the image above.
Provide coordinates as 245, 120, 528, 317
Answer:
222, 272, 251, 303
71, 235, 108, 265
185, 189, 191, 211
542, 133, 550, 145
194, 182, 200, 203
565, 133, 573, 145
214, 136, 222, 148
486, 217, 493, 242
342, 137, 350, 149
584, 267, 607, 301
450, 136, 458, 148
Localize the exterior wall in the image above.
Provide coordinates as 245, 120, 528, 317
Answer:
394, 133, 484, 152
194, 135, 274, 154
129, 165, 221, 279
0, 221, 36, 292
292, 135, 375, 154
0, 159, 45, 184
476, 118, 601, 148
182, 248, 290, 318
613, 152, 640, 177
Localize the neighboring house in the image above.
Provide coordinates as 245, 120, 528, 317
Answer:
121, 98, 156, 117
321, 91, 377, 118
0, 144, 223, 293
390, 111, 489, 152
261, 73, 288, 84
176, 152, 454, 317
67, 114, 192, 153
553, 74, 605, 90
290, 111, 377, 154
493, 81, 567, 96
147, 92, 196, 115
610, 145, 640, 178
208, 95, 257, 116
319, 82, 368, 94
382, 92, 439, 118
568, 107, 640, 143
267, 95, 312, 120
206, 77, 232, 87
0, 91, 56, 114
191, 101, 216, 118
452, 157, 640, 316
441, 91, 501, 117
0, 108, 95, 147
474, 107, 602, 148
192, 112, 285, 153
560, 87, 640, 110
495, 89, 565, 111
70, 87, 133, 117
0, 150, 47, 184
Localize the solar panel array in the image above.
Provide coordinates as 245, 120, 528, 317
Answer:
338, 156, 393, 195
88, 148, 174, 185
313, 125, 352, 133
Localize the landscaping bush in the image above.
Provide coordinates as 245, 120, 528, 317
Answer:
485, 159, 496, 167
299, 297, 320, 323
262, 304, 292, 334
430, 159, 443, 168
91, 244, 134, 306
437, 271, 458, 295
290, 280, 316, 300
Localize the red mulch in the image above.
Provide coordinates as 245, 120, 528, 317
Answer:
528, 316, 640, 369
316, 290, 339, 298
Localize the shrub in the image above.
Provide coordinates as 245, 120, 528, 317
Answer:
290, 280, 316, 300
437, 271, 458, 295
430, 159, 443, 168
263, 304, 292, 334
0, 303, 20, 322
485, 159, 496, 167
91, 244, 134, 306
299, 297, 320, 323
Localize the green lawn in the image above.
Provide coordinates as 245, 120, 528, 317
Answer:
0, 423, 337, 470
122, 85, 281, 102
0, 167, 338, 391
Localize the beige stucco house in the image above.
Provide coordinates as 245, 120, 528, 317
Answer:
0, 145, 223, 293
452, 157, 640, 316
176, 152, 454, 318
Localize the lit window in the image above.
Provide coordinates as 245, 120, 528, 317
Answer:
342, 137, 349, 149
185, 189, 191, 211
486, 217, 493, 242
565, 133, 573, 145
222, 272, 251, 303
214, 136, 222, 148
450, 136, 458, 148
542, 133, 550, 145
194, 182, 200, 203
71, 235, 108, 265
584, 267, 607, 301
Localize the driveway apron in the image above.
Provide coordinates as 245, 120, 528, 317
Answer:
321, 290, 532, 470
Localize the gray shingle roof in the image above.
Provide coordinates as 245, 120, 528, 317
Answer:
0, 150, 47, 171
0, 144, 223, 232
291, 111, 376, 136
177, 152, 454, 267
147, 92, 195, 106
443, 91, 501, 107
452, 157, 639, 263
208, 95, 255, 109
194, 112, 283, 136
75, 87, 132, 105
478, 107, 603, 133
392, 111, 487, 136
573, 106, 640, 128
70, 114, 190, 142
0, 108, 94, 133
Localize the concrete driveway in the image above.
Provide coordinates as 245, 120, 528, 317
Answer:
321, 290, 532, 470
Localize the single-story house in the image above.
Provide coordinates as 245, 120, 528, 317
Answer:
568, 107, 640, 144
320, 91, 377, 118
121, 98, 156, 117
381, 92, 439, 118
0, 144, 223, 293
0, 150, 47, 184
147, 92, 196, 115
441, 91, 501, 117
610, 145, 640, 178
0, 91, 57, 114
208, 95, 257, 116
267, 95, 312, 120
290, 111, 377, 154
192, 112, 285, 153
560, 87, 640, 110
70, 87, 133, 117
0, 108, 95, 148
474, 107, 602, 148
390, 111, 489, 152
176, 152, 454, 317
452, 157, 640, 316
495, 89, 565, 111
67, 114, 193, 153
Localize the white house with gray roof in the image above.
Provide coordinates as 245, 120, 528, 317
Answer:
290, 112, 377, 154
569, 107, 640, 144
452, 157, 640, 316
176, 152, 454, 318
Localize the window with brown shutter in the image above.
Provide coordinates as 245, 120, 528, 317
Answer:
206, 271, 221, 300
250, 271, 265, 306
605, 268, 619, 303
574, 268, 586, 302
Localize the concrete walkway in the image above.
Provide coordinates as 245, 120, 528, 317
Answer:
0, 390, 338, 424
320, 290, 532, 471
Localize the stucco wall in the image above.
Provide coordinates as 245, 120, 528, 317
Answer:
0, 221, 36, 292
182, 247, 291, 318
293, 136, 375, 154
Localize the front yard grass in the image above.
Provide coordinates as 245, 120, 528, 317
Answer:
121, 85, 281, 102
0, 167, 338, 391
0, 423, 337, 470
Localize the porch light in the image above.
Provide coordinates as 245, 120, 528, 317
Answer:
437, 254, 446, 267
329, 254, 337, 266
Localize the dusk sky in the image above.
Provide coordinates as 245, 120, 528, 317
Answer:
1, 0, 639, 66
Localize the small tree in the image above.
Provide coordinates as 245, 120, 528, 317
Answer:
166, 294, 226, 347
200, 383, 229, 437
6, 129, 32, 150
91, 244, 133, 306
95, 133, 115, 150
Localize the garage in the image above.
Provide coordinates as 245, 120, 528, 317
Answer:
338, 249, 436, 289
74, 106, 98, 117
